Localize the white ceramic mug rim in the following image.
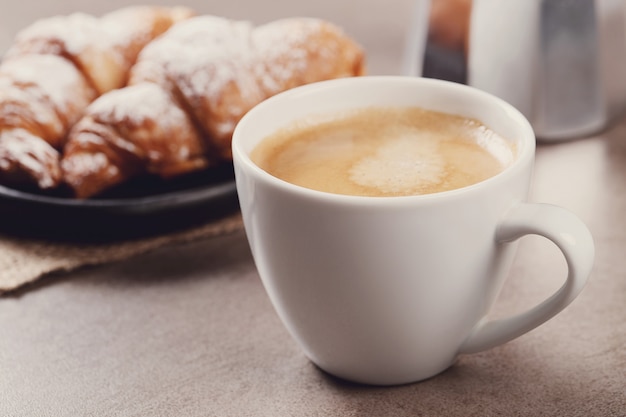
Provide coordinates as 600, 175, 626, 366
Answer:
232, 76, 536, 206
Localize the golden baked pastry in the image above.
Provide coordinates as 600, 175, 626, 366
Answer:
61, 82, 210, 199
62, 15, 365, 198
5, 6, 195, 94
0, 6, 195, 189
0, 55, 96, 188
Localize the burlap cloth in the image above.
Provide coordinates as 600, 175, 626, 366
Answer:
0, 211, 243, 294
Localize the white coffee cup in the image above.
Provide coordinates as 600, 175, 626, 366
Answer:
232, 76, 594, 385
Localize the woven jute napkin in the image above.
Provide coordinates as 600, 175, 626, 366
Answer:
0, 212, 243, 295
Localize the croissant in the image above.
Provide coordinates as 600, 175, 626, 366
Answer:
4, 6, 195, 95
62, 16, 366, 198
0, 6, 195, 189
0, 55, 96, 188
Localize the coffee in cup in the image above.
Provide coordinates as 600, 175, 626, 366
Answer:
251, 106, 517, 197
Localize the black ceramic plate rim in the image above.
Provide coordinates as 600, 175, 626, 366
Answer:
0, 179, 238, 209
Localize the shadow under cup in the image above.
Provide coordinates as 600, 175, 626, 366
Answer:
232, 76, 591, 385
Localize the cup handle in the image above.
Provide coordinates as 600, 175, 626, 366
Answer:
459, 203, 595, 354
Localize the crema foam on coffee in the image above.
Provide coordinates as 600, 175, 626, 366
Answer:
251, 106, 516, 197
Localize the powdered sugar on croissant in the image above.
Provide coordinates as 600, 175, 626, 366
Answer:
0, 55, 96, 147
128, 16, 263, 156
0, 55, 96, 188
130, 16, 365, 159
0, 6, 196, 190
62, 83, 209, 198
5, 6, 195, 95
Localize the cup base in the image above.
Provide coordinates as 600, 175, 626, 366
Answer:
309, 357, 457, 386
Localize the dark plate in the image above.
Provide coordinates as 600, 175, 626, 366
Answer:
0, 163, 239, 243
